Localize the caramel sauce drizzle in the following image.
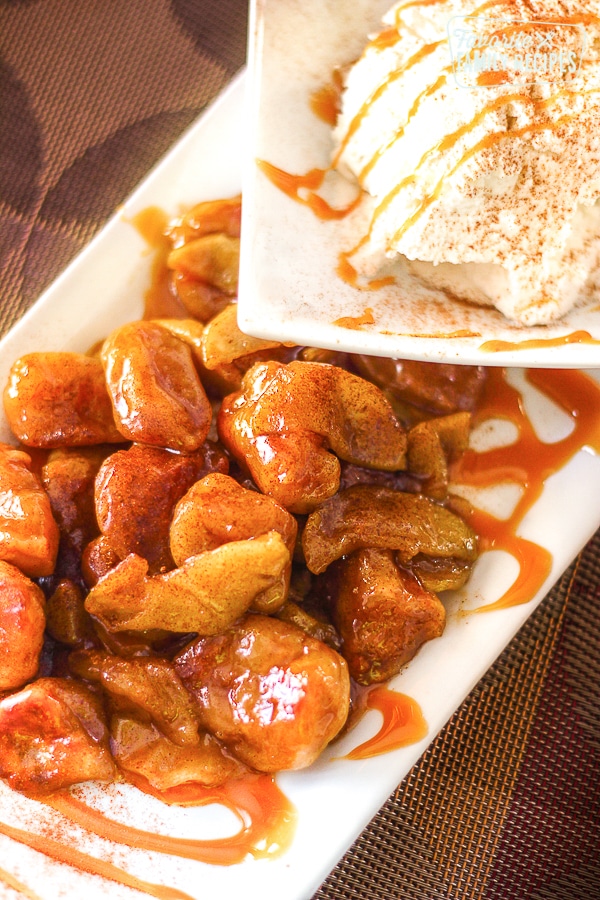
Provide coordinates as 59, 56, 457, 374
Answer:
332, 40, 444, 168
478, 69, 510, 87
345, 687, 428, 760
356, 11, 581, 184
0, 864, 42, 900
452, 367, 600, 613
359, 72, 448, 184
333, 308, 376, 330
342, 368, 600, 755
382, 89, 587, 249
305, 72, 596, 284
310, 69, 344, 126
480, 330, 600, 352
44, 772, 296, 866
335, 252, 395, 292
129, 206, 188, 319
335, 0, 512, 168
256, 160, 361, 220
0, 773, 295, 899
0, 818, 194, 900
381, 329, 482, 339
391, 0, 597, 25
370, 26, 402, 52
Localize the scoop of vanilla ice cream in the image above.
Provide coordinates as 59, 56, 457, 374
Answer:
333, 0, 600, 325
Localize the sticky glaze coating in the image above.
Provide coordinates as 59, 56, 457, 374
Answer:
0, 443, 59, 577
218, 359, 407, 513
102, 321, 212, 451
85, 532, 291, 634
0, 194, 482, 799
3, 353, 126, 448
320, 549, 445, 685
175, 614, 351, 772
302, 484, 478, 575
0, 678, 115, 794
170, 473, 297, 613
0, 561, 46, 691
94, 442, 228, 574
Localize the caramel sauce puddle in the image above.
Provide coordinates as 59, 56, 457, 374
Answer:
128, 206, 188, 319
333, 307, 376, 329
452, 367, 600, 613
310, 68, 344, 126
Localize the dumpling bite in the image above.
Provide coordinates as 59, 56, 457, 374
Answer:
175, 614, 350, 772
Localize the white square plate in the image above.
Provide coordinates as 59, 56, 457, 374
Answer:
238, 0, 600, 368
1, 71, 600, 900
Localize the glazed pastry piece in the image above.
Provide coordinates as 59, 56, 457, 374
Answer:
109, 715, 247, 791
320, 548, 445, 685
302, 484, 478, 575
94, 442, 228, 574
0, 678, 115, 795
70, 651, 201, 746
175, 614, 350, 772
170, 473, 297, 613
218, 359, 406, 513
101, 320, 212, 451
41, 446, 109, 585
84, 532, 291, 634
0, 561, 46, 691
3, 353, 125, 447
0, 443, 59, 577
354, 357, 486, 418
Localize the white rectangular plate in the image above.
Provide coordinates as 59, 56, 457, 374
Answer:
1, 71, 600, 900
238, 0, 600, 368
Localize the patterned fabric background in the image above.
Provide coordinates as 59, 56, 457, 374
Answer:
0, 0, 247, 336
0, 2, 599, 898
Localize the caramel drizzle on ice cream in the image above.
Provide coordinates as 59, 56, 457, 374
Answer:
358, 73, 448, 183
332, 40, 445, 168
260, 1, 600, 304
388, 106, 594, 247
334, 1, 600, 257
347, 86, 600, 259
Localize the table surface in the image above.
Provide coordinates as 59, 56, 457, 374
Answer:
0, 2, 599, 898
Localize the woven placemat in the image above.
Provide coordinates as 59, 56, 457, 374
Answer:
314, 532, 600, 899
1, 2, 599, 898
0, 0, 247, 337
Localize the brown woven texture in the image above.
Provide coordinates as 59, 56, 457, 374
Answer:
0, 3, 599, 899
